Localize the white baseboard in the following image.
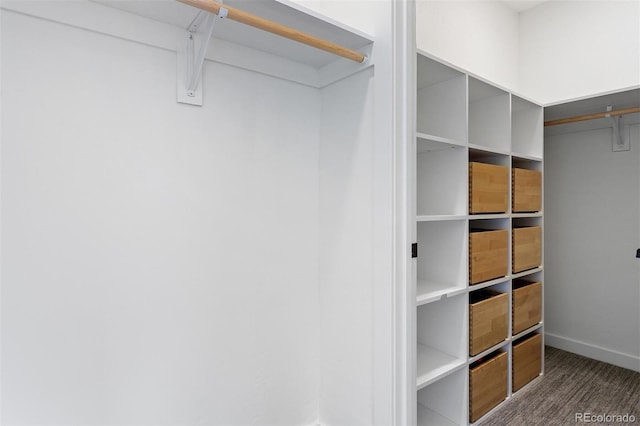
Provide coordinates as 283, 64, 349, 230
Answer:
545, 332, 640, 372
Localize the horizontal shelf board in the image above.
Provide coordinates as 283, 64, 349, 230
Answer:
416, 214, 467, 222
7, 0, 374, 88
511, 212, 543, 218
513, 323, 544, 341
95, 0, 373, 69
416, 132, 466, 152
468, 144, 511, 157
416, 281, 467, 306
512, 267, 543, 280
416, 344, 467, 390
511, 152, 543, 161
417, 404, 457, 426
468, 276, 511, 291
469, 213, 510, 220
468, 340, 509, 364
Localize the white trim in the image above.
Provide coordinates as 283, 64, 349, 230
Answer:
393, 1, 415, 425
545, 332, 640, 372
0, 5, 4, 421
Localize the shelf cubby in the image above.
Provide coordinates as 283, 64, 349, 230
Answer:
511, 95, 543, 159
468, 77, 510, 152
418, 143, 467, 216
417, 293, 467, 390
418, 220, 468, 292
417, 367, 467, 426
417, 54, 467, 142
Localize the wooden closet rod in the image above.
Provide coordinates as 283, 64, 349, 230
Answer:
176, 0, 367, 63
544, 106, 640, 127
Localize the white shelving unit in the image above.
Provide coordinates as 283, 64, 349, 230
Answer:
416, 54, 467, 142
468, 77, 510, 152
512, 96, 544, 159
417, 142, 467, 216
413, 51, 544, 425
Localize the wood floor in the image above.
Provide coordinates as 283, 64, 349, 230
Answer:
481, 346, 640, 425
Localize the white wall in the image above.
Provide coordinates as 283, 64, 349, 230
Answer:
293, 1, 402, 424
415, 1, 640, 105
519, 1, 640, 105
1, 7, 322, 424
290, 0, 378, 35
415, 0, 520, 92
544, 121, 640, 372
319, 68, 376, 426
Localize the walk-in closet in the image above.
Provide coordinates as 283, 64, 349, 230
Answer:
1, 1, 638, 425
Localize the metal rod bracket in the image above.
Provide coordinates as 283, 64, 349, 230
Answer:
608, 105, 630, 152
177, 5, 226, 106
